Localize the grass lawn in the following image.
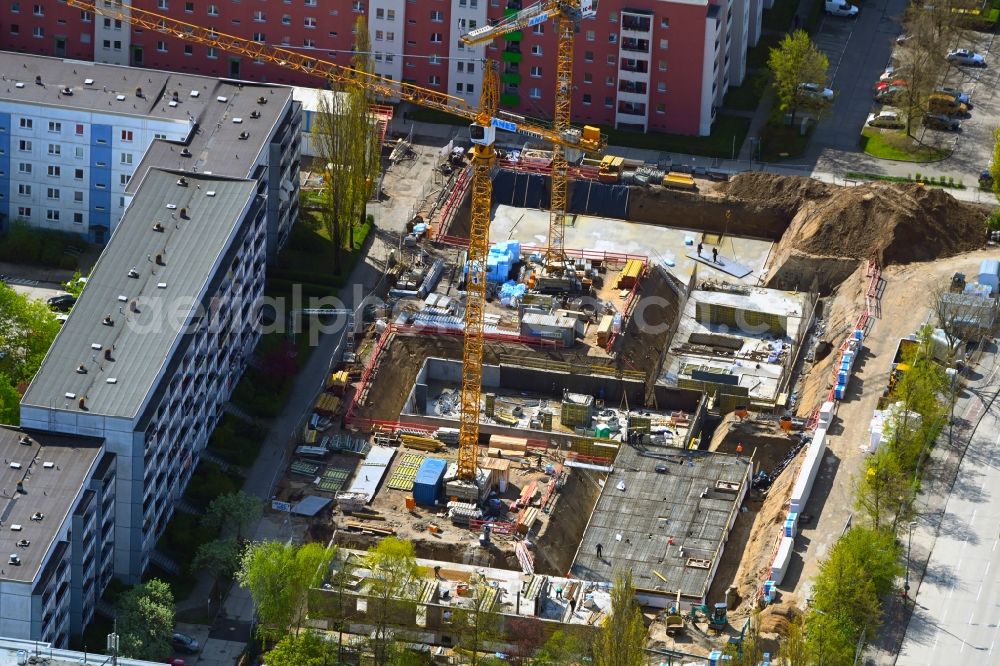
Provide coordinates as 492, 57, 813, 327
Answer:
860, 127, 951, 162
759, 123, 812, 161
724, 70, 770, 112
597, 114, 750, 159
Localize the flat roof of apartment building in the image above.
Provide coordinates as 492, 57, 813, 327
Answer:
0, 51, 293, 186
21, 169, 258, 420
0, 427, 103, 584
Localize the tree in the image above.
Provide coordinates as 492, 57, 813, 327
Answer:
238, 541, 336, 643
202, 490, 263, 542
768, 31, 830, 124
535, 627, 592, 665
779, 613, 808, 666
805, 610, 856, 666
991, 127, 1000, 199
453, 582, 505, 666
264, 629, 339, 666
594, 571, 646, 666
723, 609, 763, 666
854, 446, 910, 531
894, 8, 948, 137
0, 282, 60, 416
0, 373, 20, 425
931, 285, 996, 358
117, 579, 175, 661
506, 616, 546, 665
364, 537, 420, 665
63, 271, 86, 298
193, 537, 241, 579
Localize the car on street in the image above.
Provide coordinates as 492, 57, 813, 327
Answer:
936, 86, 972, 108
923, 114, 962, 131
867, 110, 905, 129
825, 0, 859, 15
799, 82, 834, 101
946, 49, 986, 67
172, 632, 200, 654
46, 294, 76, 311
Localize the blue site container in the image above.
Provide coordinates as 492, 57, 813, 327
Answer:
412, 458, 448, 506
834, 384, 846, 400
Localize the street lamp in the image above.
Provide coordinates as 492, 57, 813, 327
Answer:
905, 520, 917, 598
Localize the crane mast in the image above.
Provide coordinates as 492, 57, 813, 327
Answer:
66, 0, 602, 484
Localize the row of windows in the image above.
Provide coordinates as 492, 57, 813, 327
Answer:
153, 0, 320, 10
11, 142, 134, 161
7, 163, 130, 181
13, 207, 83, 223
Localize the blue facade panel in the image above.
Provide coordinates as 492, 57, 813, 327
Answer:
0, 112, 9, 230
89, 124, 113, 242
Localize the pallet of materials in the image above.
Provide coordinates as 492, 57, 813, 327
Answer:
290, 460, 321, 476
316, 468, 351, 493
386, 452, 426, 491
488, 435, 528, 455
400, 434, 445, 452
314, 393, 342, 416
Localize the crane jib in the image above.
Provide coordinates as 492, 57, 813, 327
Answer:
490, 117, 544, 141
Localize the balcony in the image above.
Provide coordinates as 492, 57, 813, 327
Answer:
617, 101, 647, 117
621, 37, 650, 53
618, 80, 648, 95
621, 15, 651, 33
620, 59, 649, 74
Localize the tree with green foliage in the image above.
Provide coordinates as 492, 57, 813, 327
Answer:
117, 579, 175, 661
453, 582, 505, 666
0, 373, 21, 425
594, 571, 646, 666
364, 537, 420, 665
779, 613, 808, 665
193, 537, 241, 579
890, 327, 950, 473
202, 490, 263, 542
238, 541, 336, 643
768, 30, 830, 124
263, 629, 339, 666
991, 127, 1000, 200
0, 282, 61, 423
535, 627, 592, 665
63, 272, 87, 298
723, 609, 763, 666
854, 446, 911, 531
805, 609, 856, 666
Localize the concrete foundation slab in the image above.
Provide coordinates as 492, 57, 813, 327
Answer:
685, 253, 753, 279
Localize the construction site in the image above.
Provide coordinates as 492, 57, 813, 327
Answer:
278, 130, 991, 657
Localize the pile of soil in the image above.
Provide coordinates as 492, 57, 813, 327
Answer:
719, 173, 832, 219
758, 600, 802, 635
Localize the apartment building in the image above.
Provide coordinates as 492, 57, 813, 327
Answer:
0, 427, 115, 646
20, 168, 266, 584
0, 0, 761, 136
0, 52, 301, 256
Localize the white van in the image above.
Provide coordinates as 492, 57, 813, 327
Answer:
825, 0, 859, 16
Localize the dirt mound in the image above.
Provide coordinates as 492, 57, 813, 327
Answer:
719, 173, 832, 217
775, 182, 985, 265
758, 601, 802, 635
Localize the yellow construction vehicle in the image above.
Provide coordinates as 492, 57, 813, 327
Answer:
461, 0, 598, 275
65, 0, 605, 483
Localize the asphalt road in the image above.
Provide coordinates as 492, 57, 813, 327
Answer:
897, 388, 1000, 663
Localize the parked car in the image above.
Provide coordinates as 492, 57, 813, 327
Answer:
936, 86, 972, 108
799, 82, 834, 101
896, 33, 911, 43
172, 632, 200, 654
46, 294, 76, 311
867, 110, 905, 129
928, 92, 969, 116
923, 114, 962, 131
946, 49, 986, 67
875, 78, 907, 91
825, 0, 859, 15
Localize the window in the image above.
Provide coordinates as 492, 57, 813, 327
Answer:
429, 74, 441, 85
48, 144, 60, 156
304, 16, 316, 27
430, 10, 442, 21
531, 44, 542, 55
660, 17, 669, 28
466, 84, 474, 93
10, 1, 18, 11
80, 9, 92, 21
46, 210, 60, 221
607, 54, 615, 65
81, 33, 91, 43
47, 121, 62, 133
659, 38, 668, 49
120, 174, 130, 185
584, 50, 594, 62
185, 1, 193, 11
74, 168, 84, 180
47, 187, 60, 200
456, 82, 464, 92
17, 207, 31, 217
608, 10, 617, 21
207, 47, 218, 58
530, 65, 542, 77
17, 184, 31, 196
32, 25, 42, 37
73, 213, 84, 224
306, 0, 317, 5
457, 61, 464, 72
32, 3, 41, 15
74, 191, 84, 203
386, 54, 394, 62
351, 0, 362, 10
253, 31, 265, 41
605, 96, 613, 107
658, 59, 667, 71
157, 40, 167, 52
386, 31, 394, 40
582, 93, 592, 104
114, 40, 122, 50
583, 72, 592, 83
608, 32, 617, 43
657, 81, 666, 92
18, 163, 31, 174
9, 24, 18, 35
375, 29, 383, 39
18, 140, 31, 152
430, 32, 442, 43
157, 0, 167, 8
532, 23, 544, 34
375, 7, 383, 18
387, 9, 395, 19
252, 9, 264, 20
19, 118, 32, 129
529, 87, 541, 99
281, 13, 290, 23
102, 39, 111, 49
102, 17, 111, 27
184, 44, 193, 55
75, 146, 84, 159
120, 130, 133, 142
48, 165, 60, 177
207, 4, 218, 15
429, 54, 441, 65
303, 38, 315, 47
585, 29, 594, 41
606, 75, 614, 86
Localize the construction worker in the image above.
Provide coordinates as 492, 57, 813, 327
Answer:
596, 543, 604, 559
697, 242, 703, 257
712, 247, 719, 264
736, 442, 744, 454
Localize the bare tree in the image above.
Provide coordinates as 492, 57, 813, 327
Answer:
931, 284, 997, 360
895, 9, 948, 137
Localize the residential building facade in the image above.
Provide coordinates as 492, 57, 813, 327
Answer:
0, 52, 301, 257
20, 168, 267, 585
0, 428, 115, 646
0, 0, 763, 136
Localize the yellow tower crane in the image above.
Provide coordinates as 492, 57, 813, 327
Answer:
462, 0, 596, 275
65, 0, 605, 482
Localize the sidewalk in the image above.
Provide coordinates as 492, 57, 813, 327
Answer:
867, 342, 1000, 663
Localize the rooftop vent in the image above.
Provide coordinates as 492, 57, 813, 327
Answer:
18, 436, 30, 446
84, 78, 94, 85
78, 396, 87, 410
190, 90, 200, 97
180, 207, 188, 219
42, 462, 54, 469
250, 110, 261, 119
115, 94, 126, 101
9, 554, 20, 566
129, 300, 138, 313
157, 282, 167, 289
106, 377, 118, 384
155, 253, 165, 266
10, 525, 21, 531
685, 558, 712, 569
30, 512, 43, 522
232, 117, 243, 124
168, 100, 178, 107
216, 95, 228, 103
153, 222, 165, 232
34, 75, 42, 85
61, 87, 73, 96
104, 348, 113, 361
14, 82, 24, 89
16, 539, 29, 548
257, 96, 268, 105
180, 148, 192, 157
90, 343, 102, 350
206, 191, 216, 197
76, 364, 87, 374
128, 268, 139, 279
136, 86, 144, 97
166, 203, 177, 210
118, 295, 128, 302
238, 131, 250, 140
172, 91, 180, 101
64, 392, 76, 399
103, 314, 114, 326
177, 177, 188, 187
9, 462, 21, 469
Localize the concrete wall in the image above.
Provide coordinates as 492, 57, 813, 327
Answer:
628, 188, 792, 240
535, 469, 606, 576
